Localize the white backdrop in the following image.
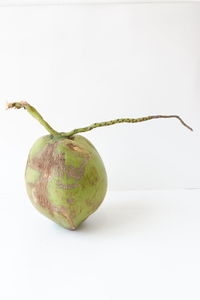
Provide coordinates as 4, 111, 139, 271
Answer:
1, 3, 199, 190
1, 3, 200, 300
0, 0, 198, 5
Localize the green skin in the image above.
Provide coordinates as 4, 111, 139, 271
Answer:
7, 102, 192, 230
25, 134, 107, 230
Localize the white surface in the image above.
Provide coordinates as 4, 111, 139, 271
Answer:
0, 190, 200, 300
1, 4, 200, 300
0, 0, 199, 7
0, 3, 200, 189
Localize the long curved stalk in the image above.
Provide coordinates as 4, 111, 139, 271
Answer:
7, 101, 193, 137
62, 115, 193, 137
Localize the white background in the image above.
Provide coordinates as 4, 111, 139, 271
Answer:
0, 0, 199, 6
0, 3, 200, 300
1, 3, 200, 190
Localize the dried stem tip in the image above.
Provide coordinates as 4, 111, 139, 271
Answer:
6, 101, 28, 110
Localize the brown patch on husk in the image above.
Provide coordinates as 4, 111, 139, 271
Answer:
65, 164, 85, 180
67, 143, 90, 159
56, 181, 80, 190
55, 142, 91, 189
28, 142, 76, 229
58, 206, 76, 230
30, 143, 57, 214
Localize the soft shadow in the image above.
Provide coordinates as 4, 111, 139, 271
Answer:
76, 196, 160, 235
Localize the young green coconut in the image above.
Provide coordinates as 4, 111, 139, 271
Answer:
7, 102, 192, 230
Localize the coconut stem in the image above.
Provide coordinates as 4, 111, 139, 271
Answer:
62, 115, 193, 137
7, 101, 193, 137
7, 101, 59, 136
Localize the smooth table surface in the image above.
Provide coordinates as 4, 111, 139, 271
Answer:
1, 189, 200, 300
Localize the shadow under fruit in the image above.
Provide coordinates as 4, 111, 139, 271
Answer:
7, 102, 192, 230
